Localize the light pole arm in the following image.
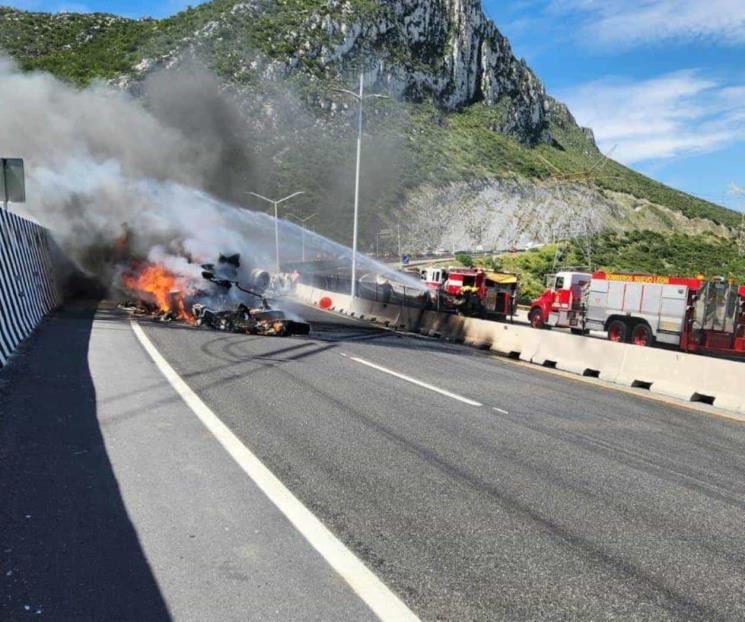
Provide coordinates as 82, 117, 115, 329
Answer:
288, 213, 318, 225
276, 191, 306, 206
247, 191, 275, 206
248, 191, 305, 207
331, 87, 360, 100
246, 191, 305, 275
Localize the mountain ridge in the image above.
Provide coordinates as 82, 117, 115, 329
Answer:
0, 1, 740, 254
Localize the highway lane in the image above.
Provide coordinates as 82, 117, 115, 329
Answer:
0, 305, 381, 622
139, 300, 745, 621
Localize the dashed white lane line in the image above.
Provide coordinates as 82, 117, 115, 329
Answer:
492, 407, 510, 415
130, 321, 420, 622
341, 353, 483, 407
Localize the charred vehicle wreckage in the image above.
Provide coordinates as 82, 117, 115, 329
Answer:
119, 253, 311, 337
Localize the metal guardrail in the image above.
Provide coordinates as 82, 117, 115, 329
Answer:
0, 210, 62, 368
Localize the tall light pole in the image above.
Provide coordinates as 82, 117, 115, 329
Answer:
333, 74, 388, 299
248, 191, 305, 273
287, 212, 318, 262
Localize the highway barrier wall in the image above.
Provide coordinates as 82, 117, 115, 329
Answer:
0, 210, 63, 369
293, 283, 745, 416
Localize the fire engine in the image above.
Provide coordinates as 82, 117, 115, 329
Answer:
419, 266, 518, 319
529, 270, 745, 356
682, 278, 745, 357
528, 270, 591, 335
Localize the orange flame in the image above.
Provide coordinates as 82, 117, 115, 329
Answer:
122, 263, 193, 322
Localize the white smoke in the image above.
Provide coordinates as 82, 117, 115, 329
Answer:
0, 58, 422, 296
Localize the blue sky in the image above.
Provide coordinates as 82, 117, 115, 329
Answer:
6, 0, 745, 210
482, 0, 745, 211
4, 0, 188, 18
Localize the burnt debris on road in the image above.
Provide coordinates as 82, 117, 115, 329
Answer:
119, 253, 310, 337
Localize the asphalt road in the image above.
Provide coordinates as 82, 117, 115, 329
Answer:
1, 304, 377, 622
4, 300, 745, 620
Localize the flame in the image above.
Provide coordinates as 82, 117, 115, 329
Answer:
122, 263, 193, 322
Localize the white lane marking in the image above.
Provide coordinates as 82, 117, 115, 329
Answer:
343, 354, 483, 407
130, 321, 419, 622
492, 407, 509, 415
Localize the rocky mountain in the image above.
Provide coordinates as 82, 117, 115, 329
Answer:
125, 0, 561, 145
0, 1, 739, 258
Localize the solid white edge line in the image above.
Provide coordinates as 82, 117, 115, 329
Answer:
130, 320, 419, 622
344, 354, 483, 407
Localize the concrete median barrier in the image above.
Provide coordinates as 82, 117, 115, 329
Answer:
293, 283, 424, 330
294, 283, 352, 314
457, 317, 497, 349
529, 329, 627, 381
416, 312, 542, 361
615, 348, 693, 402
419, 310, 463, 339
350, 297, 402, 326
617, 347, 745, 410
396, 306, 425, 332
292, 284, 745, 416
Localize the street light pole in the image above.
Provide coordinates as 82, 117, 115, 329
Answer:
247, 191, 305, 274
273, 200, 280, 273
333, 74, 388, 300
351, 72, 364, 299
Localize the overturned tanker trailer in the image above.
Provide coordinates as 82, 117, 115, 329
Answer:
194, 256, 311, 337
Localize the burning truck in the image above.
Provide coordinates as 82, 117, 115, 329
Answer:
119, 253, 310, 337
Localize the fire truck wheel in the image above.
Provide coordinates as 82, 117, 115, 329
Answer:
631, 322, 654, 347
607, 319, 629, 343
529, 308, 545, 329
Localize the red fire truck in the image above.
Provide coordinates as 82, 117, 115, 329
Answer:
419, 266, 519, 319
528, 270, 592, 335
681, 279, 745, 357
529, 270, 745, 356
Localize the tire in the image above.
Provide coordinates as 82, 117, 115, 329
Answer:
631, 322, 654, 347
607, 319, 629, 343
529, 308, 545, 329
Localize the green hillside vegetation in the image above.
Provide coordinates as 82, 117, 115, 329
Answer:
408, 102, 739, 227
0, 8, 156, 83
486, 230, 745, 302
0, 0, 397, 84
0, 2, 739, 234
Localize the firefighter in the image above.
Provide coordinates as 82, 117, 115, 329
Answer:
460, 284, 479, 315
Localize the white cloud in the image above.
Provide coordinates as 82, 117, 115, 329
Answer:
549, 0, 745, 47
560, 70, 745, 163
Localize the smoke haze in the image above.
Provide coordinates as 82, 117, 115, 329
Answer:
0, 58, 421, 297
